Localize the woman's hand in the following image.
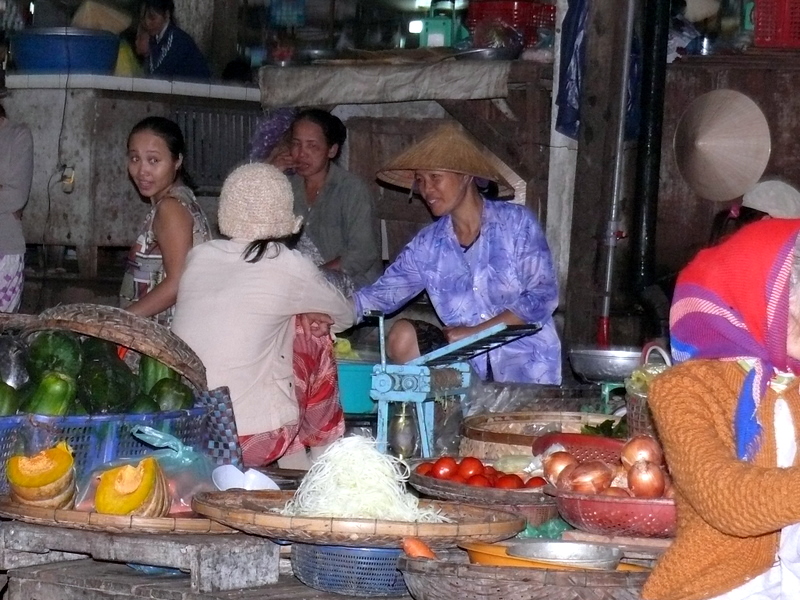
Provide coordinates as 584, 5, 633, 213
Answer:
268, 145, 295, 173
298, 312, 334, 337
443, 325, 478, 343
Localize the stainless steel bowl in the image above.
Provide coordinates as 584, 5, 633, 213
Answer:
569, 346, 642, 383
506, 540, 622, 570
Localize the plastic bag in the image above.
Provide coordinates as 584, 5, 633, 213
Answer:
75, 425, 215, 514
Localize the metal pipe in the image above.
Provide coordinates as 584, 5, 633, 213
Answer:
631, 0, 670, 293
598, 0, 637, 347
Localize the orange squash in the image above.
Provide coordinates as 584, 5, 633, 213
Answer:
94, 457, 170, 517
7, 441, 76, 505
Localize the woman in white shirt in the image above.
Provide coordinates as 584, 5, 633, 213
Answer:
172, 163, 355, 469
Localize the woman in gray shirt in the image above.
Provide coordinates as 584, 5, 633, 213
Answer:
0, 104, 33, 313
273, 109, 382, 294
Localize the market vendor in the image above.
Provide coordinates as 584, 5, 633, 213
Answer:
644, 218, 800, 599
271, 109, 383, 295
120, 116, 213, 326
140, 0, 210, 80
354, 124, 561, 385
171, 163, 355, 470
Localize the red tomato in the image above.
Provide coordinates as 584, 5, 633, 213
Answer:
449, 474, 467, 484
524, 476, 547, 488
466, 474, 492, 487
483, 465, 497, 476
415, 462, 434, 477
457, 457, 485, 479
431, 456, 458, 480
495, 474, 525, 489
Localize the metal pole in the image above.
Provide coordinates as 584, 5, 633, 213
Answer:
598, 0, 637, 347
631, 0, 670, 292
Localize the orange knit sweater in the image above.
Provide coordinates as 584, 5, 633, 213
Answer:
642, 360, 800, 600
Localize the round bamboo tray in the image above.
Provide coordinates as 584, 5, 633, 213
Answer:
398, 553, 648, 600
408, 468, 558, 526
19, 303, 206, 390
0, 496, 237, 535
192, 490, 526, 548
460, 412, 621, 460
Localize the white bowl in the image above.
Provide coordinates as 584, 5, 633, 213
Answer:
212, 465, 280, 491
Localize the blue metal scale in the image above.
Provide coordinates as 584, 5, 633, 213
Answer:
366, 311, 542, 457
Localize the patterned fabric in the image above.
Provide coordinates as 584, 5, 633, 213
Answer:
196, 386, 243, 468
355, 199, 561, 384
670, 218, 800, 460
239, 323, 344, 467
120, 185, 212, 327
0, 254, 23, 313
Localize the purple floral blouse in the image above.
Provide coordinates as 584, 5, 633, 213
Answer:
354, 199, 561, 384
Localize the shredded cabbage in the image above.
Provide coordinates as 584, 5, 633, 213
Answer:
279, 436, 449, 523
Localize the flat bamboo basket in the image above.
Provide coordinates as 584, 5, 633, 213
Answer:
18, 303, 206, 390
398, 553, 648, 600
460, 412, 621, 460
408, 467, 558, 526
0, 497, 236, 535
192, 490, 525, 548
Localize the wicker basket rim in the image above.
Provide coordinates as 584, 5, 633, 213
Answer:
0, 497, 237, 534
15, 304, 206, 390
462, 411, 620, 446
192, 490, 526, 539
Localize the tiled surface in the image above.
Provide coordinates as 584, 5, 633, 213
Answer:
6, 73, 257, 102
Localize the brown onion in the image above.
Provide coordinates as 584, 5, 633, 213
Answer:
620, 435, 663, 469
610, 462, 628, 489
602, 486, 632, 497
555, 463, 578, 491
627, 460, 666, 498
543, 451, 579, 486
564, 460, 613, 494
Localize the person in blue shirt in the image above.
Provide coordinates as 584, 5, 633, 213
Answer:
140, 0, 211, 80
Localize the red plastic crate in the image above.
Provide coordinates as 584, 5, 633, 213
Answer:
754, 0, 800, 48
466, 0, 556, 48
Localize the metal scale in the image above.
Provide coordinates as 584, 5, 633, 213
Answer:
367, 311, 541, 457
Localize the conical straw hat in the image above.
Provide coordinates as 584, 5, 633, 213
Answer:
673, 89, 771, 202
377, 124, 514, 198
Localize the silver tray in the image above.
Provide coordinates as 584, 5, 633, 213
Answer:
506, 539, 622, 570
568, 346, 641, 383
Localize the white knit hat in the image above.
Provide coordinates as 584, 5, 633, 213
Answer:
742, 179, 800, 219
218, 163, 302, 240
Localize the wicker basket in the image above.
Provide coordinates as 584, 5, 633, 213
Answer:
398, 552, 647, 600
626, 391, 658, 439
0, 305, 229, 491
19, 304, 206, 390
460, 412, 621, 460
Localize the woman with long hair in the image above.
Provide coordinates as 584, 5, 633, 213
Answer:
172, 163, 354, 469
120, 116, 212, 326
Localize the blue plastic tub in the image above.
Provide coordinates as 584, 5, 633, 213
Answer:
337, 360, 376, 414
12, 27, 120, 74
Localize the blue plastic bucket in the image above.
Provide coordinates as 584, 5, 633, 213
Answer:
12, 27, 120, 74
337, 360, 376, 414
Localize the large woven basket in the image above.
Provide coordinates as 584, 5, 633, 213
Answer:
398, 553, 647, 600
17, 303, 206, 390
192, 490, 525, 548
460, 412, 621, 460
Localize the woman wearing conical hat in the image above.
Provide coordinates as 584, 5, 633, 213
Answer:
353, 124, 561, 384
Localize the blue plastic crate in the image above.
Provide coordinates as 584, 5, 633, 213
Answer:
292, 544, 407, 597
17, 407, 210, 487
0, 415, 26, 495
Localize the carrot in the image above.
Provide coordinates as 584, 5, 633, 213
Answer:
402, 537, 437, 560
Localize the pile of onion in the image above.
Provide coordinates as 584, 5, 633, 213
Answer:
547, 435, 672, 499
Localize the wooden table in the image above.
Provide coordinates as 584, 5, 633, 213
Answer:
6, 559, 412, 599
